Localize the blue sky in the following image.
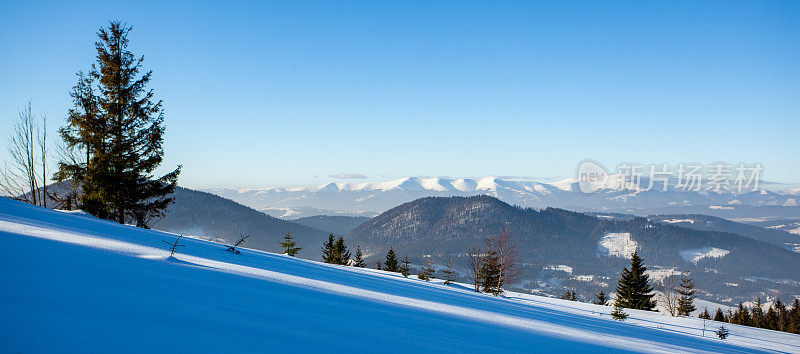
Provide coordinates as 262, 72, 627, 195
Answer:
1, 1, 798, 188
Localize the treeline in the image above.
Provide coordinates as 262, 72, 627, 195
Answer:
318, 233, 456, 284
699, 298, 800, 334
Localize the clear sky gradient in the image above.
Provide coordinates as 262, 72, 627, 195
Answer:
1, 1, 798, 188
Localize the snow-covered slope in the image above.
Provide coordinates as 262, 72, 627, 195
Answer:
1, 198, 798, 352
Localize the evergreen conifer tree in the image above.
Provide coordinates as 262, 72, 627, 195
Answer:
57, 22, 180, 226
560, 290, 578, 301
676, 271, 696, 316
751, 298, 765, 328
593, 290, 608, 305
716, 325, 729, 340
789, 299, 800, 334
321, 233, 338, 264
614, 251, 656, 311
730, 303, 752, 326
384, 247, 399, 272
353, 245, 366, 267
698, 308, 711, 320
714, 308, 726, 322
334, 236, 350, 265
279, 230, 302, 256
611, 303, 629, 321
400, 254, 410, 277
480, 249, 502, 295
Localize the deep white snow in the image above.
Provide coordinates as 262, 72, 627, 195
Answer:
597, 232, 639, 259
2, 198, 799, 353
679, 247, 731, 264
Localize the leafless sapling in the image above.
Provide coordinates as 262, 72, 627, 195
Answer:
163, 235, 185, 257
1, 102, 49, 206
227, 234, 250, 254
659, 274, 680, 316
495, 228, 520, 293
466, 239, 485, 292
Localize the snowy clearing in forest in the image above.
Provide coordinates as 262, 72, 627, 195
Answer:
679, 247, 730, 264
597, 232, 638, 259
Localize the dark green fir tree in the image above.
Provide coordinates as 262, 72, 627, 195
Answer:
334, 236, 350, 265
615, 251, 656, 311
714, 308, 726, 322
353, 245, 366, 267
676, 271, 696, 316
384, 247, 399, 272
321, 233, 338, 264
279, 230, 302, 256
593, 290, 608, 305
57, 21, 180, 227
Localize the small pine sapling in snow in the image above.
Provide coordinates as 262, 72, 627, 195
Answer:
716, 325, 729, 340
611, 303, 629, 321
375, 261, 382, 270
593, 290, 608, 306
279, 230, 302, 256
441, 257, 455, 285
561, 290, 578, 301
163, 235, 185, 257
400, 254, 410, 277
353, 246, 366, 267
227, 234, 250, 254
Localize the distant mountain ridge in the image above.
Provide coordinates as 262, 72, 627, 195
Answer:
346, 195, 800, 304
206, 176, 800, 219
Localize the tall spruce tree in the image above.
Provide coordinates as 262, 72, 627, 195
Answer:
676, 271, 696, 316
279, 230, 302, 256
321, 233, 338, 264
384, 247, 399, 272
615, 251, 656, 311
334, 236, 350, 265
353, 246, 366, 267
57, 22, 180, 226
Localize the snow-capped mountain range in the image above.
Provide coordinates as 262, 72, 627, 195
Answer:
205, 176, 800, 219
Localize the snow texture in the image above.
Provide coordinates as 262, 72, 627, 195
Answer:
679, 247, 730, 264
1, 198, 799, 352
597, 232, 638, 259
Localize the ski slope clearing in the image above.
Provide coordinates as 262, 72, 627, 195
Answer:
1, 198, 799, 353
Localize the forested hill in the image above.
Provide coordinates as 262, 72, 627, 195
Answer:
155, 187, 330, 256
348, 195, 800, 301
